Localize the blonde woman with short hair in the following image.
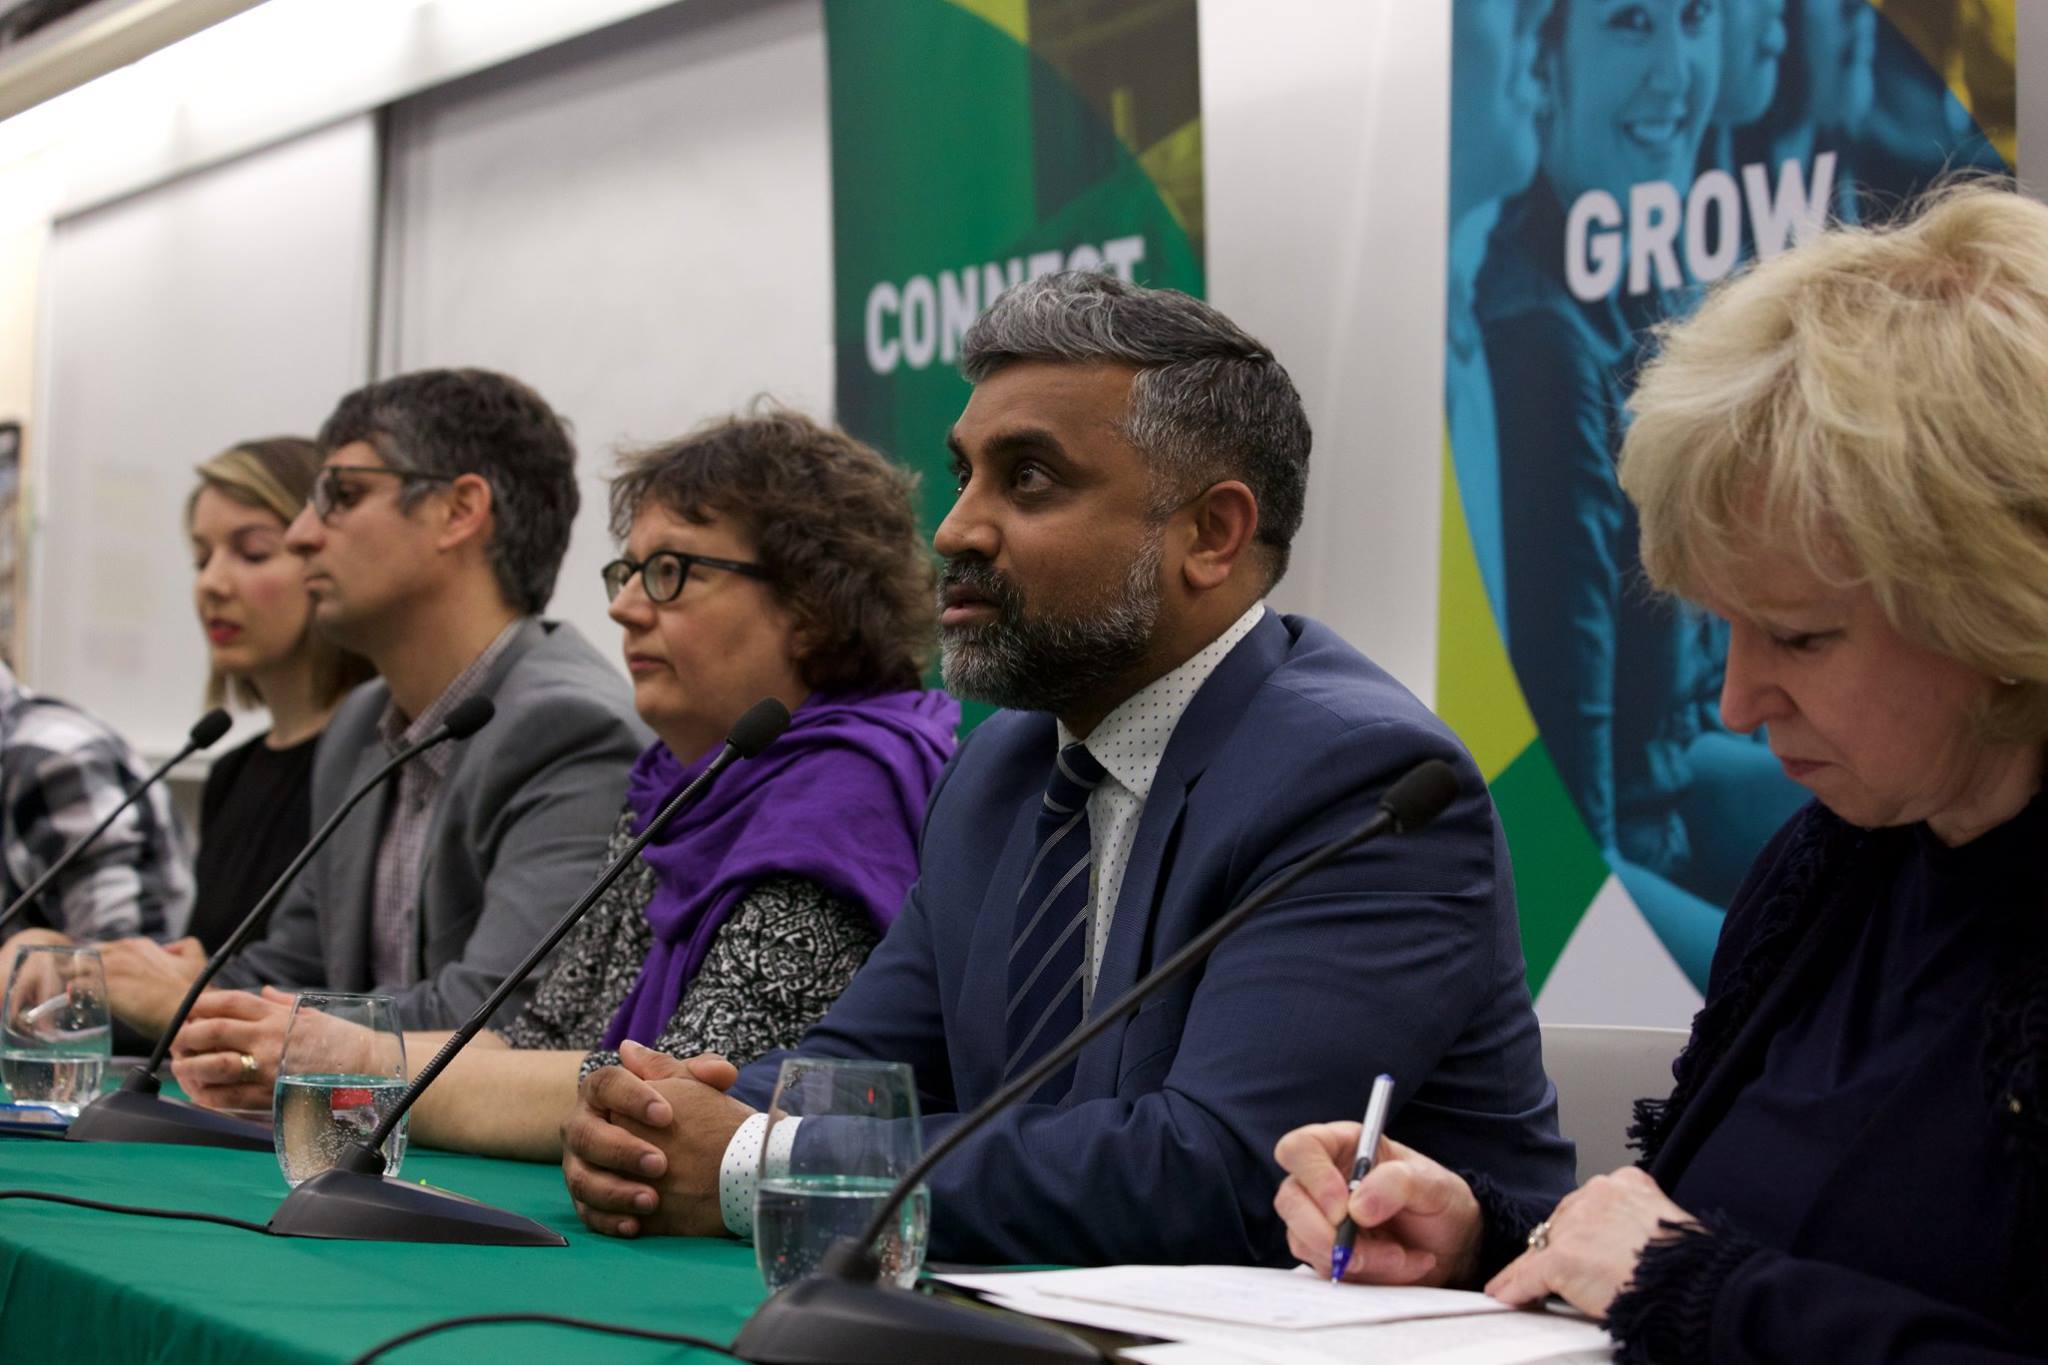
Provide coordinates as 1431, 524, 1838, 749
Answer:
1273, 183, 2048, 1363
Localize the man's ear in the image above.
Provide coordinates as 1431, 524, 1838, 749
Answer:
434, 472, 495, 553
1178, 479, 1260, 593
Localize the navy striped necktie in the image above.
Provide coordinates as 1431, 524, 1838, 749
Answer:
1004, 741, 1106, 1102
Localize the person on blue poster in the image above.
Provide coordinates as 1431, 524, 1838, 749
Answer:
1445, 0, 1553, 621
1447, 0, 2013, 987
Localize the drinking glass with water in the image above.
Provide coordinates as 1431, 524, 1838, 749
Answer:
1, 944, 111, 1116
272, 992, 408, 1188
755, 1058, 928, 1293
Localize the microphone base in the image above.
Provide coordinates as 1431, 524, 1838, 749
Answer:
65, 1085, 272, 1150
731, 1272, 1102, 1364
266, 1166, 567, 1246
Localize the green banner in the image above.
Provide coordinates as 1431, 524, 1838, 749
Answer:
825, 0, 1205, 559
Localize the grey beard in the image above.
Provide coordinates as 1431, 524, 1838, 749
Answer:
939, 534, 1163, 715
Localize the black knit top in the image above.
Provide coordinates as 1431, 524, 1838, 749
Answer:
1470, 786, 2048, 1364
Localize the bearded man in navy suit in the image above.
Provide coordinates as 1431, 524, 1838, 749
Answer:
557, 272, 1574, 1267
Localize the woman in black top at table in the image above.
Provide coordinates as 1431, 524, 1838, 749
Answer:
184, 439, 373, 952
1274, 183, 2048, 1363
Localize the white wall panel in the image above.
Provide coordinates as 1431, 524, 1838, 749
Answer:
31, 114, 375, 756
0, 0, 693, 220
378, 0, 831, 667
2021, 0, 2047, 199
1203, 0, 1450, 705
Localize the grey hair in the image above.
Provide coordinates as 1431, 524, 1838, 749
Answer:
960, 271, 1311, 585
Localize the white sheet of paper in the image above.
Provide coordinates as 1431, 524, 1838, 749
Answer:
939, 1264, 1514, 1330
1118, 1308, 1613, 1365
1119, 1347, 1269, 1365
975, 1290, 1297, 1344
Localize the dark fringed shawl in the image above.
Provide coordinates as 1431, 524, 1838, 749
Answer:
1597, 802, 2048, 1364
1626, 804, 2048, 1181
1621, 809, 1867, 1170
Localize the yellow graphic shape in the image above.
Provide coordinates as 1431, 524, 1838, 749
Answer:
1436, 434, 1536, 783
1137, 117, 1204, 245
947, 0, 1028, 44
1872, 0, 2017, 166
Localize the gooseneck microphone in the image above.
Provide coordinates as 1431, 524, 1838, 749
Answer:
731, 758, 1463, 1365
266, 697, 793, 1246
0, 708, 233, 938
65, 696, 497, 1150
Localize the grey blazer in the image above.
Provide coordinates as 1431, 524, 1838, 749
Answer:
215, 618, 650, 1029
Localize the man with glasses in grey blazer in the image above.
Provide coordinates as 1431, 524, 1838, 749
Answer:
100, 369, 647, 1088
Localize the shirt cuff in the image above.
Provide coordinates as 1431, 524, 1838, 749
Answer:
719, 1112, 801, 1239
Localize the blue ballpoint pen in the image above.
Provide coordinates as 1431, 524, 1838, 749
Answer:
1328, 1073, 1396, 1285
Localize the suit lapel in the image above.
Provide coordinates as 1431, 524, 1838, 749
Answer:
961, 718, 1061, 1104
1068, 770, 1190, 1099
1071, 613, 1291, 1097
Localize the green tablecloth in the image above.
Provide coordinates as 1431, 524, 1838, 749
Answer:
0, 1124, 765, 1362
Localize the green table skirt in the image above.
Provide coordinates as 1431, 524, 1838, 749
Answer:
0, 1121, 765, 1363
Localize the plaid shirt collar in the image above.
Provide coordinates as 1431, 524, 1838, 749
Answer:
377, 618, 526, 776
0, 661, 192, 939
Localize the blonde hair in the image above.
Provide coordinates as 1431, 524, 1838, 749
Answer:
1619, 181, 2048, 743
189, 439, 375, 711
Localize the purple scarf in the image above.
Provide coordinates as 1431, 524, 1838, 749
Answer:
600, 688, 959, 1049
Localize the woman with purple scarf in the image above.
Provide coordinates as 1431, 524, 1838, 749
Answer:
366, 409, 955, 1160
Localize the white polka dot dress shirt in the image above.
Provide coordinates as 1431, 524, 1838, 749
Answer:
718, 601, 1268, 1239
1058, 600, 1266, 1014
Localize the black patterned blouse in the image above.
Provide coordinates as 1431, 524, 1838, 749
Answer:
494, 808, 879, 1075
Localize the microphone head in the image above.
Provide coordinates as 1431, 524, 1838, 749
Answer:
1379, 759, 1459, 832
189, 708, 234, 750
443, 697, 496, 740
727, 698, 792, 759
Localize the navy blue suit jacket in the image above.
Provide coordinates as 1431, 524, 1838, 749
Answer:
732, 612, 1574, 1265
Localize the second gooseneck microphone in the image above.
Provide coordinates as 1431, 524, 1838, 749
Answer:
264, 697, 792, 1244
357, 695, 793, 1158
65, 696, 496, 1149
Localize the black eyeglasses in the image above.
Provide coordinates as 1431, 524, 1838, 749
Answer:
310, 465, 455, 522
601, 551, 770, 604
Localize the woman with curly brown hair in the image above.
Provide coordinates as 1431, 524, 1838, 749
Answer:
173, 408, 958, 1159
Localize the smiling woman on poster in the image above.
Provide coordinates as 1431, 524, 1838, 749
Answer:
1444, 0, 1550, 621
1475, 0, 1807, 986
1712, 0, 1787, 137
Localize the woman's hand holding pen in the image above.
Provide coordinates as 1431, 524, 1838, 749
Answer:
1277, 1119, 1700, 1319
1272, 1124, 1484, 1289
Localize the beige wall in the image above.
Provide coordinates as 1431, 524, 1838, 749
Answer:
0, 161, 54, 673
0, 192, 50, 426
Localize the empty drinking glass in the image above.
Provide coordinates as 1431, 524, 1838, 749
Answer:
755, 1057, 927, 1293
272, 992, 408, 1188
1, 945, 111, 1116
